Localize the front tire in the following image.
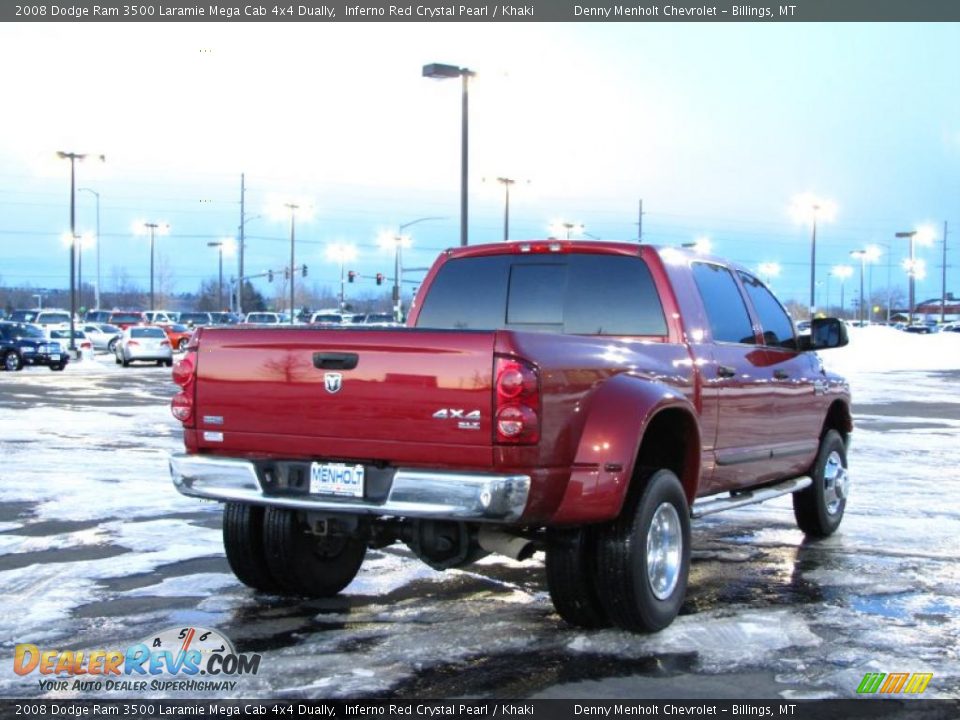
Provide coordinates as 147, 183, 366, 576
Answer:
595, 469, 691, 633
50, 361, 66, 371
793, 429, 848, 538
3, 351, 23, 372
223, 503, 280, 592
545, 527, 609, 629
262, 507, 366, 597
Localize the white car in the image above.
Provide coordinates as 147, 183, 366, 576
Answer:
47, 328, 95, 361
245, 312, 283, 324
143, 310, 180, 325
34, 310, 73, 333
81, 323, 123, 353
114, 326, 173, 367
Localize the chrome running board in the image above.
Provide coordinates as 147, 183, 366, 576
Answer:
691, 476, 812, 519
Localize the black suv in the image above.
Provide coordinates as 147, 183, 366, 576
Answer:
0, 322, 68, 371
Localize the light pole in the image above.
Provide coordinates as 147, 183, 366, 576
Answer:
832, 265, 854, 318
284, 203, 299, 323
896, 227, 935, 325
791, 193, 837, 319
134, 221, 170, 312
326, 243, 358, 313
207, 239, 234, 310
78, 187, 101, 310
849, 250, 868, 325
235, 213, 261, 314
57, 151, 104, 351
496, 177, 514, 241
423, 62, 475, 247
379, 216, 445, 323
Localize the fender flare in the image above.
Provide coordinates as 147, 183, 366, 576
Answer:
550, 373, 700, 525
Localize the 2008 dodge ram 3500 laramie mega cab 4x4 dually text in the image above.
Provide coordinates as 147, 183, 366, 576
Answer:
169, 241, 852, 633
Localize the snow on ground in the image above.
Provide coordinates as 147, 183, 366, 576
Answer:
0, 334, 959, 700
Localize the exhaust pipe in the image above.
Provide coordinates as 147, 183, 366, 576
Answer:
478, 527, 536, 561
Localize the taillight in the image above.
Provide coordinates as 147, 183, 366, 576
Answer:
495, 356, 540, 444
160, 340, 170, 347
171, 351, 197, 427
127, 340, 140, 347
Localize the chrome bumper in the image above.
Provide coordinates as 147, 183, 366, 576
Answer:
169, 453, 531, 522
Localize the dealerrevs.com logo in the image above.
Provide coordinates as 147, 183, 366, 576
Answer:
857, 672, 934, 694
14, 626, 261, 693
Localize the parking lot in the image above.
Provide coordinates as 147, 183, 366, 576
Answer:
1, 345, 958, 701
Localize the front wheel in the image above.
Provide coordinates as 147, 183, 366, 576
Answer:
178, 338, 189, 352
50, 362, 66, 372
107, 339, 118, 354
793, 429, 848, 538
595, 469, 691, 633
3, 351, 23, 372
262, 507, 366, 597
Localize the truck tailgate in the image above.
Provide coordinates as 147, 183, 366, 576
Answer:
193, 328, 496, 462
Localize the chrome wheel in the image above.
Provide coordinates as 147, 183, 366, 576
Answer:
646, 502, 682, 601
823, 450, 848, 515
4, 352, 20, 371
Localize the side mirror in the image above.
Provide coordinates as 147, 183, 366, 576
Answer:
803, 318, 848, 351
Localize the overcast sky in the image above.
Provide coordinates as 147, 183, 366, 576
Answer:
1, 21, 958, 309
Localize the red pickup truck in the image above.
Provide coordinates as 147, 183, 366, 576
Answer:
169, 241, 851, 633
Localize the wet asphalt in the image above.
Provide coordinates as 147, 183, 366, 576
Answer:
0, 362, 958, 702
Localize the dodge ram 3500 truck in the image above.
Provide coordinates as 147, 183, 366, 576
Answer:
169, 241, 851, 633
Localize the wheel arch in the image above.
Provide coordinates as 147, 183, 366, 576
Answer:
550, 373, 701, 524
822, 399, 853, 445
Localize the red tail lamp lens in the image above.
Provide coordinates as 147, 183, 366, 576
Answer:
171, 392, 193, 423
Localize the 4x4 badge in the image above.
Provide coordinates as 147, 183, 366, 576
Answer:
324, 373, 343, 394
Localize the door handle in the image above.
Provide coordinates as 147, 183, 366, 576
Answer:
773, 369, 790, 380
313, 352, 359, 370
716, 365, 736, 379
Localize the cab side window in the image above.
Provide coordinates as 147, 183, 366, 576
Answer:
738, 272, 797, 350
691, 262, 756, 345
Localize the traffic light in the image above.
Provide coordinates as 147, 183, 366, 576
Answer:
376, 273, 384, 286
267, 270, 274, 283
302, 264, 308, 277
348, 271, 356, 283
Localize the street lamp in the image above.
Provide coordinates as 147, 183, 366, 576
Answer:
896, 226, 936, 325
207, 238, 236, 310
268, 200, 312, 323
489, 177, 529, 241
62, 232, 94, 311
78, 187, 101, 310
423, 62, 475, 247
236, 213, 261, 315
758, 262, 781, 286
791, 193, 838, 318
831, 264, 854, 318
133, 221, 170, 312
550, 221, 584, 240
325, 243, 358, 312
849, 250, 869, 325
379, 216, 445, 322
57, 150, 104, 351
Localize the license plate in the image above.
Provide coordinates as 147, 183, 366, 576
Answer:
309, 462, 364, 498
49, 354, 60, 361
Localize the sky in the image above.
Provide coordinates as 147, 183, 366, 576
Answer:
1, 21, 958, 310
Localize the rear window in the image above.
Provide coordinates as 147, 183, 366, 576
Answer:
111, 313, 143, 324
131, 327, 166, 338
38, 313, 71, 324
416, 253, 667, 336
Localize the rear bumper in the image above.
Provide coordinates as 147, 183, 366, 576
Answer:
169, 453, 531, 523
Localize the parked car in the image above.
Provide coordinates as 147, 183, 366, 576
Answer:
170, 241, 852, 634
108, 311, 146, 330
9, 309, 40, 324
82, 323, 123, 353
84, 310, 113, 323
143, 310, 180, 325
115, 326, 173, 367
308, 312, 344, 325
903, 323, 936, 334
0, 321, 67, 371
245, 312, 283, 324
33, 310, 73, 333
47, 328, 94, 361
159, 323, 194, 352
353, 313, 399, 326
179, 312, 213, 328
209, 312, 243, 325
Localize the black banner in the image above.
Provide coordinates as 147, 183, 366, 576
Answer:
5, 0, 960, 23
2, 699, 960, 720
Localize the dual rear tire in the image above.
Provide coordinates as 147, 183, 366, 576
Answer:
546, 469, 691, 633
222, 503, 366, 597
